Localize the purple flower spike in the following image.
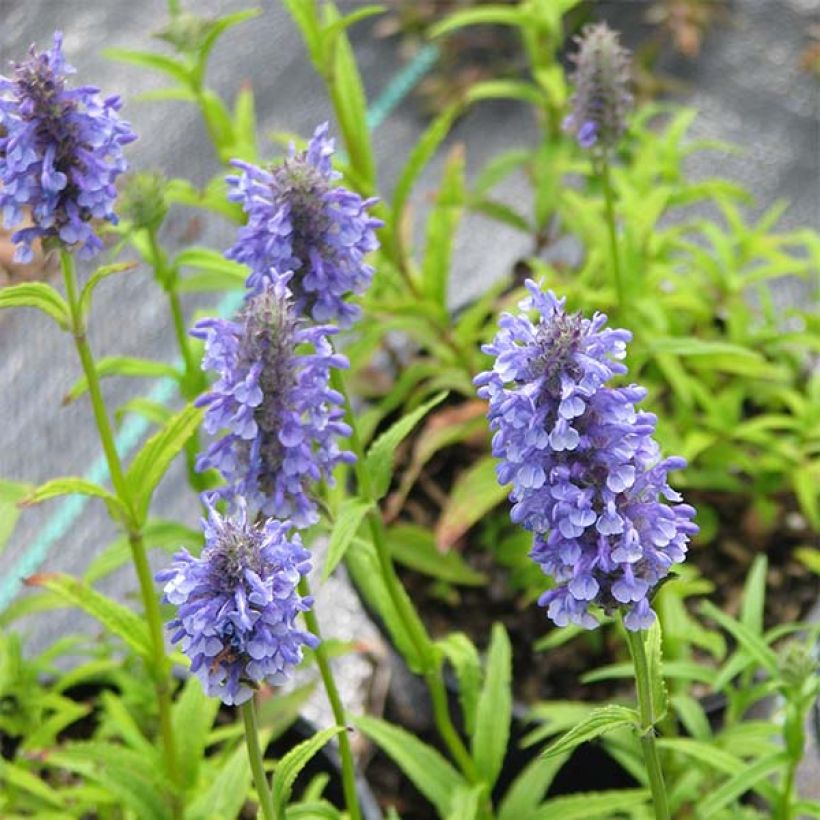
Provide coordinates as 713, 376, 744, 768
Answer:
563, 22, 633, 151
225, 122, 383, 326
475, 280, 698, 631
0, 32, 136, 262
192, 274, 355, 527
156, 497, 318, 705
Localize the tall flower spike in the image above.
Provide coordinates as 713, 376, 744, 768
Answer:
192, 274, 355, 527
225, 122, 382, 326
563, 22, 633, 151
475, 281, 698, 631
0, 32, 136, 262
156, 497, 318, 705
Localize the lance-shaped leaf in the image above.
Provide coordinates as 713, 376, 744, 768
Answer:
323, 498, 373, 580
23, 573, 151, 659
126, 403, 204, 523
471, 622, 512, 788
542, 705, 638, 759
0, 282, 70, 330
78, 262, 137, 318
20, 477, 126, 523
365, 391, 447, 500
354, 715, 466, 816
272, 726, 343, 812
63, 356, 182, 404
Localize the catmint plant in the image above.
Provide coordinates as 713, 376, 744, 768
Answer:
563, 22, 633, 152
564, 22, 634, 310
0, 32, 186, 810
157, 495, 317, 820
157, 496, 318, 706
0, 32, 135, 262
193, 273, 355, 527
226, 122, 382, 326
477, 280, 698, 819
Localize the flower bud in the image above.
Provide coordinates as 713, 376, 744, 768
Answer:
563, 23, 633, 151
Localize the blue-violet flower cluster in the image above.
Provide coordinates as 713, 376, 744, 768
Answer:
475, 281, 697, 631
0, 32, 135, 262
192, 274, 354, 528
562, 22, 633, 151
157, 498, 318, 705
225, 122, 382, 326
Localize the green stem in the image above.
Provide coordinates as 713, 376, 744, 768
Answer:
298, 578, 362, 820
241, 699, 277, 820
596, 153, 625, 311
60, 250, 181, 811
330, 369, 478, 782
624, 625, 670, 820
146, 230, 208, 492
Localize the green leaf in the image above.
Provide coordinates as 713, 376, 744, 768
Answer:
700, 600, 779, 677
321, 5, 385, 55
126, 403, 204, 522
186, 743, 250, 820
345, 537, 427, 672
497, 752, 571, 820
78, 262, 137, 318
323, 498, 373, 580
0, 479, 33, 557
581, 660, 717, 687
64, 356, 181, 404
436, 633, 482, 736
46, 741, 173, 820
232, 81, 257, 161
282, 0, 323, 70
272, 726, 343, 812
84, 519, 201, 585
0, 759, 65, 809
354, 715, 466, 815
464, 79, 544, 107
531, 789, 649, 819
196, 9, 262, 79
392, 103, 461, 224
389, 524, 486, 586
471, 623, 512, 789
103, 48, 192, 88
174, 246, 248, 281
446, 783, 486, 819
327, 18, 376, 190
740, 554, 768, 634
699, 751, 789, 817
23, 573, 151, 659
200, 89, 236, 157
522, 701, 596, 748
115, 397, 174, 428
793, 463, 820, 530
669, 696, 711, 741
365, 391, 447, 500
542, 705, 638, 759
171, 677, 220, 789
20, 477, 125, 521
435, 456, 508, 550
429, 6, 525, 38
422, 144, 465, 308
0, 282, 70, 330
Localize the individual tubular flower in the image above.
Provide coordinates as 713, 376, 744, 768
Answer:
192, 274, 354, 528
225, 122, 382, 326
562, 22, 633, 151
474, 281, 697, 631
156, 498, 318, 705
0, 32, 136, 262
